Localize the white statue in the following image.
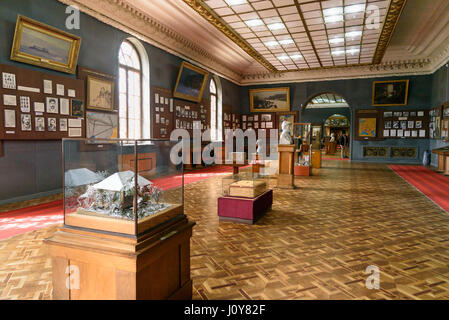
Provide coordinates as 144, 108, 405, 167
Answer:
256, 138, 263, 154
279, 120, 293, 145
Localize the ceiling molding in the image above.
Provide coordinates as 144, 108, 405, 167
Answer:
373, 0, 408, 64
181, 0, 277, 73
57, 0, 244, 84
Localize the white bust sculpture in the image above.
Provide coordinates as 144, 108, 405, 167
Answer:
256, 138, 263, 154
279, 120, 293, 145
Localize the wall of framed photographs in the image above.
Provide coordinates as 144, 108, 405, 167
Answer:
442, 103, 449, 142
0, 63, 85, 140
151, 87, 174, 139
381, 110, 429, 139
241, 112, 276, 133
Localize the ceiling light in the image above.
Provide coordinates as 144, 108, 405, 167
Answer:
324, 15, 344, 23
323, 7, 343, 16
345, 31, 362, 38
346, 48, 360, 55
345, 4, 365, 14
329, 37, 344, 44
264, 41, 279, 47
290, 54, 302, 60
332, 49, 345, 56
268, 23, 285, 31
277, 55, 289, 60
279, 39, 294, 45
245, 19, 263, 27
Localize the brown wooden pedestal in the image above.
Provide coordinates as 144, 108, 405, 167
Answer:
432, 148, 449, 174
277, 144, 295, 189
311, 150, 321, 169
44, 215, 195, 300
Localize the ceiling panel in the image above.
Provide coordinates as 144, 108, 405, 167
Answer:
194, 0, 400, 71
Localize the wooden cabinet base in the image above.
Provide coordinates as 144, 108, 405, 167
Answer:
294, 166, 311, 176
276, 174, 295, 189
277, 144, 295, 188
44, 216, 195, 300
438, 154, 446, 173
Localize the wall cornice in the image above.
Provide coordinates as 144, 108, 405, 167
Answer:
57, 0, 244, 84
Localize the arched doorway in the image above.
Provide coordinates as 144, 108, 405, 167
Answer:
301, 93, 351, 159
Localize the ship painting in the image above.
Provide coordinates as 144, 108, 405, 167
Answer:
19, 25, 70, 64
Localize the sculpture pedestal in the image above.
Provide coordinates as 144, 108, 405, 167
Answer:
277, 144, 295, 189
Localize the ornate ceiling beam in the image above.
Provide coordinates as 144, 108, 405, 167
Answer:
182, 0, 277, 73
373, 0, 408, 64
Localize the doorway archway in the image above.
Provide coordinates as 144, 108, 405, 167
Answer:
301, 93, 351, 159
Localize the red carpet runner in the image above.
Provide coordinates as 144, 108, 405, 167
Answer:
0, 165, 236, 240
390, 165, 449, 214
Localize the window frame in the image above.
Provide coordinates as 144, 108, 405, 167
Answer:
210, 78, 217, 141
119, 39, 143, 140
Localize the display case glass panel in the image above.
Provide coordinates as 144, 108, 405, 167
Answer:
222, 172, 269, 198
293, 123, 312, 166
63, 138, 183, 237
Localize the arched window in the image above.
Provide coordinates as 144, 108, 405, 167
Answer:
119, 40, 142, 139
210, 78, 217, 141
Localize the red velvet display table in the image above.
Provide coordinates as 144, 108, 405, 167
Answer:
218, 189, 273, 224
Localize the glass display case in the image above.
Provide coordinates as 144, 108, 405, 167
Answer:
222, 171, 269, 198
293, 123, 312, 166
63, 138, 184, 237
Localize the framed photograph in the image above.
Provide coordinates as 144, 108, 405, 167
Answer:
400, 121, 407, 130
20, 114, 31, 131
71, 99, 84, 118
35, 117, 45, 131
394, 112, 402, 117
87, 76, 114, 111
403, 112, 409, 117
173, 61, 209, 102
4, 109, 16, 128
86, 111, 118, 139
46, 97, 59, 114
20, 96, 31, 113
59, 118, 68, 132
10, 15, 81, 74
60, 98, 70, 115
444, 107, 449, 117
34, 102, 45, 113
266, 122, 273, 129
384, 121, 392, 129
3, 94, 17, 106
393, 121, 399, 129
408, 121, 414, 129
358, 118, 377, 138
250, 87, 290, 112
48, 117, 57, 132
416, 120, 423, 129
2, 72, 16, 89
383, 111, 393, 118
372, 80, 409, 106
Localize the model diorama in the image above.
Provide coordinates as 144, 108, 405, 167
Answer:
76, 170, 167, 219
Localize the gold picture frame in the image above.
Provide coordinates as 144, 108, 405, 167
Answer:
87, 76, 115, 111
250, 87, 290, 113
173, 61, 209, 103
372, 80, 409, 106
10, 15, 81, 74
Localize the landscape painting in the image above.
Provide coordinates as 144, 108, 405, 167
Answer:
250, 87, 290, 112
11, 15, 81, 74
372, 80, 409, 106
173, 62, 209, 102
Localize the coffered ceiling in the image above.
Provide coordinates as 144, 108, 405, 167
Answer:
58, 0, 449, 85
187, 0, 394, 72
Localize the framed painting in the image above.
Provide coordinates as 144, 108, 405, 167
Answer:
86, 111, 118, 140
359, 118, 377, 138
71, 99, 84, 118
87, 76, 114, 111
250, 87, 290, 112
173, 61, 209, 103
10, 15, 81, 74
372, 80, 409, 106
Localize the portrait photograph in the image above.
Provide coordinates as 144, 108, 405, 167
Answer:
35, 117, 45, 131
87, 76, 114, 111
250, 87, 290, 112
46, 97, 59, 114
21, 113, 32, 131
48, 117, 57, 132
59, 118, 68, 132
372, 80, 409, 106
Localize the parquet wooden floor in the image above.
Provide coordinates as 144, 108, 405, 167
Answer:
2, 160, 449, 300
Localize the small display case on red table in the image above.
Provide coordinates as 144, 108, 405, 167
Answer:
218, 172, 272, 224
